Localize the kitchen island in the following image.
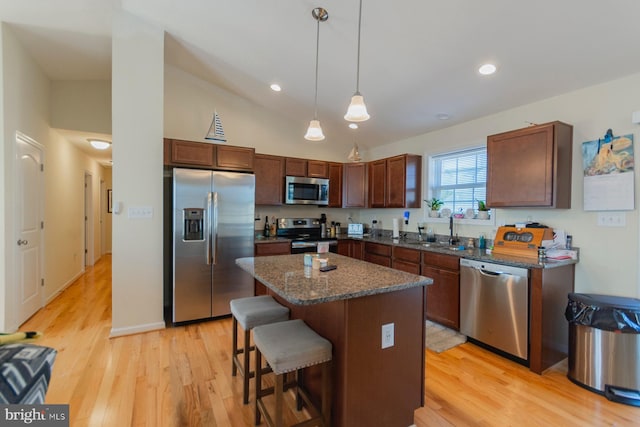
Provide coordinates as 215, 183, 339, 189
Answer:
236, 253, 432, 427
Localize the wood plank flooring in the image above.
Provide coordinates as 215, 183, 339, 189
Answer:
20, 255, 640, 426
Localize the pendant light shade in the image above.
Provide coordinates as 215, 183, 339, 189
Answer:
344, 93, 370, 122
305, 8, 328, 141
345, 0, 370, 122
304, 119, 325, 141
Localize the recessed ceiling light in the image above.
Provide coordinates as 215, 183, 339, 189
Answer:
436, 113, 450, 120
349, 123, 358, 129
270, 83, 282, 92
478, 63, 497, 75
87, 139, 111, 150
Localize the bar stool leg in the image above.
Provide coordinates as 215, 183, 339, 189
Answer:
275, 373, 284, 427
255, 348, 262, 426
243, 328, 251, 404
321, 361, 332, 426
232, 317, 238, 376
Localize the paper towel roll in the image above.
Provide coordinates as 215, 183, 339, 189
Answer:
392, 218, 400, 238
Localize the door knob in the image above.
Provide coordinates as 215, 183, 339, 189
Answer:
17, 239, 28, 246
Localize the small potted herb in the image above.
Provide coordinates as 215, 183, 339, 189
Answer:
477, 200, 490, 220
425, 198, 444, 217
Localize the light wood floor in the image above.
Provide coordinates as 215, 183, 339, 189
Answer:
21, 255, 640, 426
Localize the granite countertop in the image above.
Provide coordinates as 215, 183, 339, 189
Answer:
338, 235, 578, 270
236, 253, 432, 305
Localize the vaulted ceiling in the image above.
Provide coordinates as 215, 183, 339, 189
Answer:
3, 0, 640, 162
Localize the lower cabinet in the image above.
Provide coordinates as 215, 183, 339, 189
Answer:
337, 239, 363, 260
421, 252, 460, 330
392, 246, 421, 274
364, 242, 391, 267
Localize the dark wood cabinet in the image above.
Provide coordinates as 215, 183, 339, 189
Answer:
368, 154, 422, 208
392, 246, 421, 274
387, 154, 421, 208
421, 252, 460, 330
164, 138, 255, 172
166, 138, 215, 167
364, 242, 392, 267
343, 163, 368, 208
254, 154, 285, 205
337, 239, 363, 259
308, 160, 328, 178
285, 157, 307, 177
328, 162, 343, 208
215, 145, 254, 171
368, 159, 387, 208
487, 121, 573, 208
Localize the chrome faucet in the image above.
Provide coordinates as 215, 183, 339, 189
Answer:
417, 224, 425, 241
448, 216, 457, 245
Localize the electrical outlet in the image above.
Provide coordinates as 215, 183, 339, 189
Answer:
381, 323, 394, 349
597, 212, 626, 227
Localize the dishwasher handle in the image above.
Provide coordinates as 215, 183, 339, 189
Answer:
477, 267, 503, 277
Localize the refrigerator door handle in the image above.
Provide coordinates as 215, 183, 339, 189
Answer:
212, 192, 219, 265
206, 192, 213, 265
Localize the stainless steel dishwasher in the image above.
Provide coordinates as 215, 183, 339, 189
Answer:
460, 258, 529, 361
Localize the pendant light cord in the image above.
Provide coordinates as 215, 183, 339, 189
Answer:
313, 17, 320, 120
355, 0, 363, 94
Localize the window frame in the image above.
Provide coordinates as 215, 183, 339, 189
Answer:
426, 146, 494, 225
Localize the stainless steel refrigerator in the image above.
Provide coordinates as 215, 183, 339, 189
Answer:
172, 168, 255, 323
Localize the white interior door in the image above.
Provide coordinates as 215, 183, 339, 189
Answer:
15, 132, 44, 325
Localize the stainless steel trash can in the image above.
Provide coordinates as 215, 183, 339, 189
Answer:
565, 293, 640, 406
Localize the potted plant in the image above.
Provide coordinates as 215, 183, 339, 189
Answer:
477, 200, 490, 220
425, 198, 444, 217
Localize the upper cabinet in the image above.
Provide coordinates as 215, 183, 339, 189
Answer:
255, 154, 285, 205
285, 157, 328, 178
164, 139, 254, 172
369, 154, 422, 208
487, 121, 573, 208
328, 162, 343, 208
343, 162, 368, 208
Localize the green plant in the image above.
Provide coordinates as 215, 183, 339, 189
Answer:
477, 200, 489, 211
425, 198, 444, 211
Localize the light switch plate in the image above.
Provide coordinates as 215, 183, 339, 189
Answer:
597, 212, 626, 227
128, 206, 153, 219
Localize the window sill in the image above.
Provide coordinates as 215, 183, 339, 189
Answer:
423, 216, 495, 226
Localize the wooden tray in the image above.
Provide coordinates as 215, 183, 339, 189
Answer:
492, 226, 554, 259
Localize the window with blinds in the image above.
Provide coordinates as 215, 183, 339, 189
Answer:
430, 147, 487, 213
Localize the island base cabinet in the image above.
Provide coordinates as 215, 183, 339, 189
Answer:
267, 285, 426, 427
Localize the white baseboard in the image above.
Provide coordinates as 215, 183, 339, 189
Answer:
110, 321, 165, 338
45, 269, 85, 305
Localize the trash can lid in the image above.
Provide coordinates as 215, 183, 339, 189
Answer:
568, 293, 640, 310
566, 293, 640, 332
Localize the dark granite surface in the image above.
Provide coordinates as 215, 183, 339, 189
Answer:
236, 253, 432, 305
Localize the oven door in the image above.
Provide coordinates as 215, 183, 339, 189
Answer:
291, 240, 338, 254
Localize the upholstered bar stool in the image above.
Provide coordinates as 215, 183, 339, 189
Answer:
230, 295, 290, 404
253, 319, 332, 427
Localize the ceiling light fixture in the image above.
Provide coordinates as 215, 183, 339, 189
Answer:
304, 7, 328, 142
478, 63, 497, 75
88, 139, 111, 150
349, 123, 358, 129
270, 83, 282, 92
344, 0, 370, 122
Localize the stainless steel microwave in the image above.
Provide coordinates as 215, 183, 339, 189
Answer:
285, 176, 329, 205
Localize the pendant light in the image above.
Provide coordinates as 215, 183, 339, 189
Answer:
344, 0, 370, 122
304, 8, 328, 141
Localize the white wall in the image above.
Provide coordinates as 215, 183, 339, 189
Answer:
110, 10, 165, 336
370, 73, 640, 298
51, 80, 112, 134
1, 23, 108, 331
